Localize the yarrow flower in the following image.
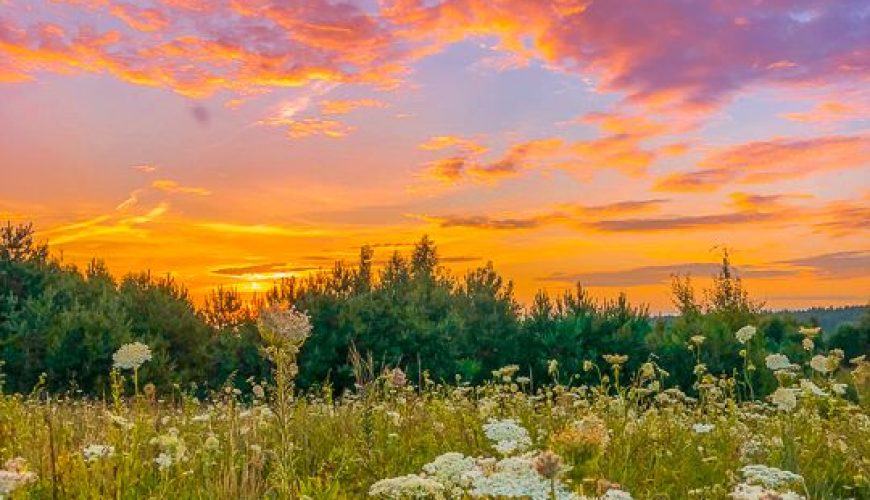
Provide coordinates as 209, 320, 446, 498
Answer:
82, 444, 114, 462
770, 387, 798, 412
483, 418, 532, 455
735, 325, 756, 344
798, 326, 821, 338
809, 354, 832, 374
692, 423, 715, 434
799, 379, 828, 397
602, 354, 628, 366
764, 354, 795, 372
730, 482, 804, 500
421, 452, 478, 494
368, 474, 446, 499
112, 342, 152, 370
740, 464, 804, 489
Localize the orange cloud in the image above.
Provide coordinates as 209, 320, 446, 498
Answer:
320, 98, 388, 115
656, 135, 870, 192
782, 101, 867, 123
109, 3, 169, 32
152, 179, 211, 196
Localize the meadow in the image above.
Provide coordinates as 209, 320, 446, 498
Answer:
1, 316, 868, 499
1, 225, 869, 499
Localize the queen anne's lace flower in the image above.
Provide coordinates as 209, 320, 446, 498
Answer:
735, 326, 756, 344
421, 452, 478, 495
468, 454, 577, 500
112, 342, 152, 370
799, 379, 828, 397
764, 354, 794, 371
483, 419, 532, 456
770, 387, 798, 412
368, 474, 446, 499
740, 464, 803, 489
82, 444, 115, 462
809, 355, 832, 374
730, 482, 804, 500
692, 423, 715, 434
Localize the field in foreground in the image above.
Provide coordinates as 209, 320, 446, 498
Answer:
1, 347, 868, 500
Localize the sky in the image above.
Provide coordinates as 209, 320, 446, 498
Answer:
0, 0, 868, 312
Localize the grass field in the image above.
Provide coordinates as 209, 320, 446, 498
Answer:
1, 321, 868, 499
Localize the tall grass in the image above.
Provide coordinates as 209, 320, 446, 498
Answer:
0, 322, 868, 499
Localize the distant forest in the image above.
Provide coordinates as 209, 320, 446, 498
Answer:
1, 222, 867, 396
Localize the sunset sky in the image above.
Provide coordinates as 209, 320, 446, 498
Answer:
1, 0, 868, 311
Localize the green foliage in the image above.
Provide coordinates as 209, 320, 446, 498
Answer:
0, 222, 867, 399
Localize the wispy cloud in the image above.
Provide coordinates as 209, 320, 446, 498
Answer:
656, 135, 870, 192
152, 180, 211, 196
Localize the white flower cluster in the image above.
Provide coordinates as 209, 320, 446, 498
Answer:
370, 420, 633, 500
799, 379, 828, 397
764, 353, 796, 372
112, 342, 152, 370
82, 444, 115, 462
421, 452, 477, 495
730, 482, 804, 500
150, 427, 187, 470
257, 306, 312, 350
368, 474, 446, 499
692, 423, 715, 434
735, 325, 756, 344
770, 387, 798, 412
0, 458, 37, 496
483, 418, 532, 455
467, 454, 577, 500
740, 464, 803, 489
809, 354, 833, 374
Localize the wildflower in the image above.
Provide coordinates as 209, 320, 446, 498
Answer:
770, 387, 797, 412
154, 452, 173, 470
548, 359, 559, 377
690, 335, 705, 346
204, 434, 220, 451
493, 365, 520, 382
730, 482, 804, 500
740, 464, 803, 489
735, 326, 756, 344
602, 489, 634, 500
0, 458, 37, 496
82, 444, 115, 462
809, 354, 832, 374
516, 376, 531, 385
692, 423, 715, 434
468, 455, 577, 499
764, 354, 794, 371
602, 354, 628, 366
832, 383, 847, 395
533, 450, 566, 480
112, 342, 152, 370
143, 382, 157, 399
106, 413, 133, 429
550, 416, 610, 466
483, 418, 532, 456
583, 360, 594, 372
388, 367, 408, 387
798, 326, 821, 338
258, 306, 312, 353
801, 338, 814, 351
368, 474, 445, 499
422, 452, 477, 493
252, 384, 265, 399
799, 379, 828, 397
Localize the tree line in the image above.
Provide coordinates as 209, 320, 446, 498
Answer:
1, 222, 867, 396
